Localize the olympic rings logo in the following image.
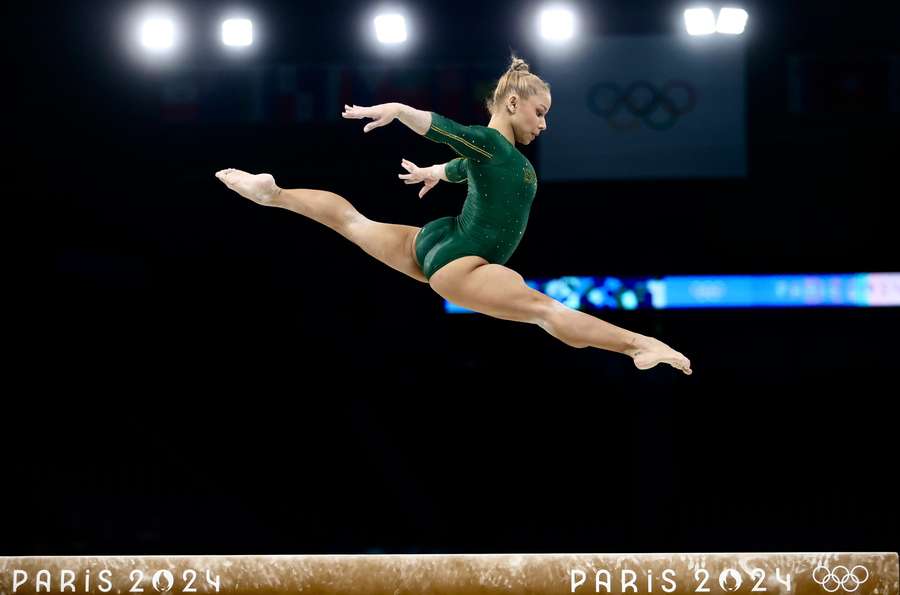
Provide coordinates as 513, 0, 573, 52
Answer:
587, 80, 697, 131
812, 565, 869, 593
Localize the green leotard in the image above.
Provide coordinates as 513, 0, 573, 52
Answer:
414, 111, 538, 280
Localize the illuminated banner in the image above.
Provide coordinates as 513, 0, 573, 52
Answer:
1, 553, 897, 595
536, 35, 747, 179
445, 273, 900, 313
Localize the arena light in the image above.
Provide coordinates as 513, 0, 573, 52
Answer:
373, 13, 407, 44
539, 6, 576, 41
683, 7, 716, 36
121, 5, 186, 64
222, 18, 253, 47
140, 17, 176, 51
716, 7, 749, 34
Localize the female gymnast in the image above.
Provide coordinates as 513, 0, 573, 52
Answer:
216, 57, 692, 375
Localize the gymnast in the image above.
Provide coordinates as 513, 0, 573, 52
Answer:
216, 56, 691, 374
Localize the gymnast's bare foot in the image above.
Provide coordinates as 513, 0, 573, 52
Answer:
625, 334, 692, 375
215, 168, 282, 206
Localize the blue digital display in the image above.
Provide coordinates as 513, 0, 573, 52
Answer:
444, 273, 900, 313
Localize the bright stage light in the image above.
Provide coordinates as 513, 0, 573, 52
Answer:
222, 18, 253, 47
684, 7, 717, 36
716, 7, 748, 34
374, 13, 407, 44
540, 6, 576, 41
140, 17, 176, 50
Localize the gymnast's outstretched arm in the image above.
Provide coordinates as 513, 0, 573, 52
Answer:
396, 104, 433, 135
341, 102, 432, 135
342, 104, 490, 166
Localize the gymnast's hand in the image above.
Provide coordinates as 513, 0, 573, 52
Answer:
398, 159, 440, 199
341, 102, 401, 133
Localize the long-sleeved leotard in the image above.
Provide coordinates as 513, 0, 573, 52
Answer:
414, 112, 538, 280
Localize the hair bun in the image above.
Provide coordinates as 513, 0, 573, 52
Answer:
510, 57, 530, 73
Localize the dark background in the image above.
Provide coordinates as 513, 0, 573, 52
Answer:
7, 0, 898, 555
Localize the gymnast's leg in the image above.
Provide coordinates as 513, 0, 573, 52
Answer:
428, 256, 692, 374
215, 168, 427, 283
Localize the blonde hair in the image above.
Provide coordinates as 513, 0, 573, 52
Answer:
484, 54, 551, 116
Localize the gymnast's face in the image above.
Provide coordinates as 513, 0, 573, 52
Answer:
506, 92, 550, 145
